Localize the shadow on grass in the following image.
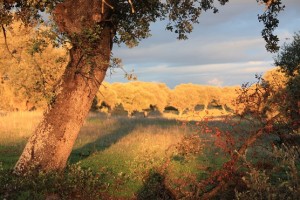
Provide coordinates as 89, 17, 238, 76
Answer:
69, 116, 179, 164
136, 170, 175, 200
0, 141, 29, 170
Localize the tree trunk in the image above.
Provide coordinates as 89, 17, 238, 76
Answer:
221, 105, 227, 113
204, 103, 208, 111
14, 0, 113, 174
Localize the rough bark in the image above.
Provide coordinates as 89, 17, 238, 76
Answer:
14, 0, 113, 173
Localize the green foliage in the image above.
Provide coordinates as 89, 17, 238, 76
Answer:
275, 32, 300, 77
0, 163, 106, 200
285, 75, 300, 130
235, 145, 300, 200
136, 169, 175, 200
257, 0, 285, 52
274, 31, 300, 131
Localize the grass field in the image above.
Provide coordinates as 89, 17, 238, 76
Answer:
0, 111, 298, 199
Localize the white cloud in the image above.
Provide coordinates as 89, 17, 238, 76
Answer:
207, 78, 224, 86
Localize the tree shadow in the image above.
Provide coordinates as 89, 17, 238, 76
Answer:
69, 116, 178, 164
69, 117, 136, 163
136, 170, 176, 200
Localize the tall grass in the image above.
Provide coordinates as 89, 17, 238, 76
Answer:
0, 111, 42, 144
0, 111, 43, 169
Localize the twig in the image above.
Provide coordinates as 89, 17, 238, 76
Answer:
101, 0, 114, 14
128, 0, 135, 13
1, 24, 17, 59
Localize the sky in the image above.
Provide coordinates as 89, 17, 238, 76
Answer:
108, 0, 300, 88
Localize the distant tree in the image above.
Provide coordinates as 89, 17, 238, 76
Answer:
263, 67, 287, 88
96, 82, 119, 115
195, 85, 210, 111
136, 82, 170, 114
1, 0, 285, 173
0, 78, 14, 110
205, 86, 223, 109
220, 86, 240, 112
169, 83, 199, 116
237, 80, 266, 116
112, 82, 154, 117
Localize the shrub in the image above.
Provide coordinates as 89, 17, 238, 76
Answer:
0, 163, 107, 200
235, 145, 300, 200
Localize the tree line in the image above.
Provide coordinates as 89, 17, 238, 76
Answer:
96, 81, 240, 117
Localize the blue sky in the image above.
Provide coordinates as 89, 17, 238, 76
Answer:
108, 0, 300, 88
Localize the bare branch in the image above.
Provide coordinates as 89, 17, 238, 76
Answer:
265, 0, 276, 9
101, 0, 114, 14
128, 0, 135, 13
1, 25, 17, 60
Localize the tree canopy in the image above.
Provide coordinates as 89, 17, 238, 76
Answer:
0, 21, 67, 111
1, 0, 284, 52
275, 32, 300, 77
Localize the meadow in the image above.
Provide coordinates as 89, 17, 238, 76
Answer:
2, 110, 297, 199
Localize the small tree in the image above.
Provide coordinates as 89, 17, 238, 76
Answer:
112, 82, 155, 117
205, 86, 223, 109
136, 82, 170, 114
169, 83, 199, 116
194, 85, 210, 111
220, 86, 240, 112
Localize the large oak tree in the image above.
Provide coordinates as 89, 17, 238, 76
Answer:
0, 0, 284, 174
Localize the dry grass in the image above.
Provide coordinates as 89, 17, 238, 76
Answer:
0, 111, 42, 144
163, 109, 232, 121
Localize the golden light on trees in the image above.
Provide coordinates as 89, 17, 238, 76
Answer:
0, 21, 68, 111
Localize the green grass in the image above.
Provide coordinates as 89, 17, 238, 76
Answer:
0, 111, 214, 198
1, 111, 296, 199
73, 116, 189, 198
0, 111, 42, 170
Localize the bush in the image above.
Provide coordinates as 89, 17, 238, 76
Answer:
235, 145, 300, 200
0, 163, 107, 200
